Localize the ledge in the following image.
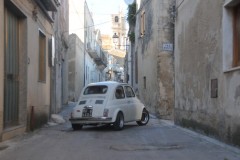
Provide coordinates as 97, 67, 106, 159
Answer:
223, 66, 240, 73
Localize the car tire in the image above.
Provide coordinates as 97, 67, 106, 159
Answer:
113, 112, 124, 130
137, 108, 149, 126
72, 123, 83, 130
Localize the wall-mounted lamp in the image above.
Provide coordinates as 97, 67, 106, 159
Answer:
112, 33, 119, 44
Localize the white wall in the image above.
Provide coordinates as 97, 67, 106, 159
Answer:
69, 0, 85, 42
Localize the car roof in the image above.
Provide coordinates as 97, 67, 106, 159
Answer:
87, 81, 128, 88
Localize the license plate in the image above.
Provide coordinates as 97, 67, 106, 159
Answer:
82, 109, 92, 117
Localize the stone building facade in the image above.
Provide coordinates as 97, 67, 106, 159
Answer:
67, 34, 84, 102
174, 0, 240, 146
133, 0, 175, 119
0, 0, 68, 141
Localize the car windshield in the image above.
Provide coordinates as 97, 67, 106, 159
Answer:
83, 85, 108, 95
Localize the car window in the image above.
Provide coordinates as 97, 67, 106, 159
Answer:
124, 86, 135, 98
115, 86, 125, 99
83, 85, 108, 95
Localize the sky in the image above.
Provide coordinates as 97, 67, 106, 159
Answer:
86, 0, 128, 34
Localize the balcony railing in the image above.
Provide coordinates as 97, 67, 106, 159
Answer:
35, 0, 60, 22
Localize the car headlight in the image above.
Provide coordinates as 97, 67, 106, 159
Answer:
103, 109, 109, 117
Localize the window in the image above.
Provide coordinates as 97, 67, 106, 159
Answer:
115, 86, 125, 99
144, 76, 146, 89
233, 5, 240, 67
85, 66, 88, 80
135, 51, 138, 83
115, 16, 119, 23
39, 31, 46, 82
211, 79, 218, 98
223, 1, 240, 71
124, 86, 135, 98
83, 85, 108, 95
140, 11, 145, 36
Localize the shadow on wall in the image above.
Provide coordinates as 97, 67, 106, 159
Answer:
232, 126, 240, 147
29, 106, 49, 131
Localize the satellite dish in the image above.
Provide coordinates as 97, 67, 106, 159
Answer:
124, 0, 134, 5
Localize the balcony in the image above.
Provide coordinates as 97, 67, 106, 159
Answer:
35, 0, 59, 11
35, 0, 60, 22
87, 42, 99, 59
95, 50, 108, 70
87, 42, 107, 70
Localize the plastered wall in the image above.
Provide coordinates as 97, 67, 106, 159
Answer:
174, 0, 240, 146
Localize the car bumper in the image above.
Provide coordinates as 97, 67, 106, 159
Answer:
69, 117, 113, 124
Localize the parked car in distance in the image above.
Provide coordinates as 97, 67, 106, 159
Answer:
69, 81, 149, 130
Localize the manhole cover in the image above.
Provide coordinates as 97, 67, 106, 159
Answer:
110, 144, 182, 151
0, 145, 8, 151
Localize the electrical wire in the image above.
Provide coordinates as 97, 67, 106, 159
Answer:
69, 20, 111, 32
176, 0, 184, 10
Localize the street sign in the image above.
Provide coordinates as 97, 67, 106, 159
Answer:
162, 43, 173, 51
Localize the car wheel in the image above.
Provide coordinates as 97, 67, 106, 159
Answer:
113, 112, 124, 130
72, 123, 83, 130
137, 108, 149, 126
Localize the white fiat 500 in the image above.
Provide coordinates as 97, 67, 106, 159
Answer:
69, 81, 149, 130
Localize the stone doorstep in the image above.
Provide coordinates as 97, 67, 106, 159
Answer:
1, 125, 26, 142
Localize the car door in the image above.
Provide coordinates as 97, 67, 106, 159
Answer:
114, 86, 132, 121
123, 85, 137, 121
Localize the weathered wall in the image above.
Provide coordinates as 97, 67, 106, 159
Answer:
0, 0, 4, 140
0, 0, 68, 141
52, 0, 69, 111
59, 0, 69, 105
68, 34, 84, 101
25, 1, 52, 130
175, 0, 240, 146
134, 0, 175, 119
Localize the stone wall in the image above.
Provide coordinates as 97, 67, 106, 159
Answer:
134, 0, 175, 119
174, 0, 240, 146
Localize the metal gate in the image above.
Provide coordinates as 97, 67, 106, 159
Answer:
4, 7, 19, 127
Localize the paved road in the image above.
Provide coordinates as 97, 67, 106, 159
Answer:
0, 103, 240, 160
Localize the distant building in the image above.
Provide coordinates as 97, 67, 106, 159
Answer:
69, 0, 107, 99
68, 34, 84, 102
111, 9, 127, 51
101, 9, 127, 82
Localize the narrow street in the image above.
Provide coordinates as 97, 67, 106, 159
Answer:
0, 103, 239, 160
